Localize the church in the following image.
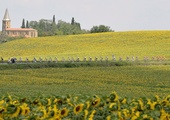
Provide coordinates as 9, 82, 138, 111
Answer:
2, 9, 38, 38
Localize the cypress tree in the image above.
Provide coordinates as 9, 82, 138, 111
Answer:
26, 20, 29, 28
53, 15, 56, 24
21, 19, 25, 28
71, 17, 75, 25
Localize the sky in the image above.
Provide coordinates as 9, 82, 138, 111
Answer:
1, 0, 170, 31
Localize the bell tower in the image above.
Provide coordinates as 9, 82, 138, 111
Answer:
2, 9, 11, 31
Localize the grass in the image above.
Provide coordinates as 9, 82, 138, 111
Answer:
0, 60, 169, 70
0, 31, 170, 60
0, 61, 133, 70
0, 65, 169, 98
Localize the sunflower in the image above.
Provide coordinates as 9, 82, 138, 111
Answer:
47, 98, 51, 106
131, 115, 138, 120
89, 110, 96, 120
142, 114, 153, 119
117, 111, 122, 119
153, 95, 160, 102
48, 114, 61, 120
109, 103, 118, 111
86, 101, 90, 109
163, 95, 170, 106
106, 116, 111, 120
53, 105, 59, 114
74, 103, 84, 115
160, 108, 170, 120
0, 100, 5, 106
20, 103, 30, 116
122, 109, 130, 118
0, 107, 5, 118
39, 109, 48, 119
91, 97, 100, 107
60, 107, 69, 117
84, 109, 88, 119
131, 111, 140, 120
55, 115, 62, 120
138, 99, 144, 110
57, 99, 63, 105
121, 98, 127, 104
147, 99, 157, 110
10, 106, 21, 118
53, 98, 58, 103
109, 92, 119, 102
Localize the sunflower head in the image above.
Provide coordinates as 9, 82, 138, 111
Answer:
74, 104, 84, 115
57, 99, 63, 106
91, 97, 101, 107
60, 107, 69, 117
8, 106, 21, 118
109, 92, 119, 102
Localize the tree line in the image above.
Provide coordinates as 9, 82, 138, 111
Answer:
22, 16, 113, 36
0, 16, 114, 41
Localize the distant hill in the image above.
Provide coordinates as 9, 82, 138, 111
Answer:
0, 31, 170, 61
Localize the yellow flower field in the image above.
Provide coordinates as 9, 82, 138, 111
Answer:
0, 65, 169, 98
0, 31, 170, 61
0, 92, 169, 119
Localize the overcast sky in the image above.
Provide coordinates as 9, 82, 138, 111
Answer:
1, 0, 170, 31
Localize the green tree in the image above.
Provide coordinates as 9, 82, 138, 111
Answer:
71, 17, 75, 25
90, 26, 99, 33
21, 19, 25, 28
53, 15, 56, 24
90, 25, 113, 33
29, 16, 86, 36
26, 20, 29, 28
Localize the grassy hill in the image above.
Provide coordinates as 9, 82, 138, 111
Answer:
0, 31, 170, 61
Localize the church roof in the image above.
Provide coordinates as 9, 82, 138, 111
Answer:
6, 28, 37, 31
3, 9, 10, 20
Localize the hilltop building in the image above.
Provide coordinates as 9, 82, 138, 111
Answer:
2, 9, 38, 38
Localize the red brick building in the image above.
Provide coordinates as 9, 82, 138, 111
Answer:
2, 9, 38, 38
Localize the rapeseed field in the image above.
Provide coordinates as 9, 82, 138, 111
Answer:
0, 31, 170, 61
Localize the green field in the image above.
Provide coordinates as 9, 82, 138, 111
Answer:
0, 31, 170, 119
0, 31, 170, 97
0, 31, 170, 60
0, 64, 169, 98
